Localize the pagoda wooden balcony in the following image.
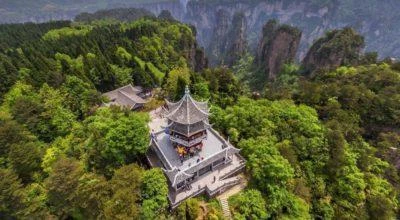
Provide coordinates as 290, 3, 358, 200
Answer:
170, 134, 207, 147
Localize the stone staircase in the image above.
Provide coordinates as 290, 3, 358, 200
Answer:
217, 174, 248, 220
219, 197, 231, 219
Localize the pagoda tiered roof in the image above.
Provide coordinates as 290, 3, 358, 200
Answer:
164, 86, 209, 125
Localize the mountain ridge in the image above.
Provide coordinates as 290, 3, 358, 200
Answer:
2, 0, 400, 61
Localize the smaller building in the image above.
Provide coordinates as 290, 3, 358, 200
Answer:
147, 86, 245, 209
102, 84, 149, 110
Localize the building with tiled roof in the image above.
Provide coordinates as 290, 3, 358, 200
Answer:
147, 86, 245, 209
103, 84, 149, 110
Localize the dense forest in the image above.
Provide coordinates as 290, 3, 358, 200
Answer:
1, 9, 400, 220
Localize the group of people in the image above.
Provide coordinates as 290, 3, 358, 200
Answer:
176, 143, 203, 163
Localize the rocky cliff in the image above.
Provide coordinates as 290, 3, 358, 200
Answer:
180, 26, 209, 72
207, 11, 247, 66
207, 9, 230, 66
182, 0, 400, 63
224, 12, 248, 66
2, 0, 400, 64
158, 10, 176, 21
256, 20, 301, 80
184, 0, 332, 62
302, 28, 364, 74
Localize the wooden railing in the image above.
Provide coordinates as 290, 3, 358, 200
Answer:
170, 134, 206, 146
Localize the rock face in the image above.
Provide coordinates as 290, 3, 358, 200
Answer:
158, 10, 176, 21
207, 11, 247, 66
194, 48, 209, 72
302, 28, 364, 74
208, 9, 230, 66
225, 12, 248, 66
184, 0, 327, 63
183, 38, 208, 72
256, 20, 301, 80
182, 0, 400, 62
4, 0, 400, 62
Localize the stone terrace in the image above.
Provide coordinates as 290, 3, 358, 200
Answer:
168, 153, 245, 208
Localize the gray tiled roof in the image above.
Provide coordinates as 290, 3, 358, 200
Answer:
165, 87, 209, 124
103, 84, 147, 109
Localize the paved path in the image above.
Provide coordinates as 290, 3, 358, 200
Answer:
148, 107, 166, 132
217, 174, 248, 219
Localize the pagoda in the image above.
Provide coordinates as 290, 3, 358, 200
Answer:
147, 86, 245, 209
164, 86, 210, 163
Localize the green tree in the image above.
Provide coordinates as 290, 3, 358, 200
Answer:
229, 189, 268, 219
140, 168, 168, 219
164, 66, 191, 100
364, 173, 397, 220
22, 183, 52, 219
8, 141, 44, 183
325, 125, 367, 219
81, 107, 150, 175
0, 118, 34, 167
2, 81, 35, 112
0, 54, 19, 99
104, 164, 143, 219
175, 198, 200, 220
61, 75, 101, 118
232, 52, 254, 80
192, 82, 210, 101
75, 173, 110, 219
115, 46, 132, 65
39, 84, 76, 137
110, 64, 133, 87
281, 194, 311, 220
239, 137, 295, 213
41, 136, 72, 174
5, 82, 76, 142
45, 157, 84, 217
203, 67, 242, 107
0, 168, 26, 218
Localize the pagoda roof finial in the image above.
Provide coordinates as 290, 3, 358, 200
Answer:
184, 85, 190, 95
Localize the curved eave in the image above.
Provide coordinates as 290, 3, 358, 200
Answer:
166, 116, 209, 125
165, 99, 181, 110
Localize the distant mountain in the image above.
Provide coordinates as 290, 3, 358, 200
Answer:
180, 0, 400, 62
2, 0, 400, 63
0, 0, 181, 23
